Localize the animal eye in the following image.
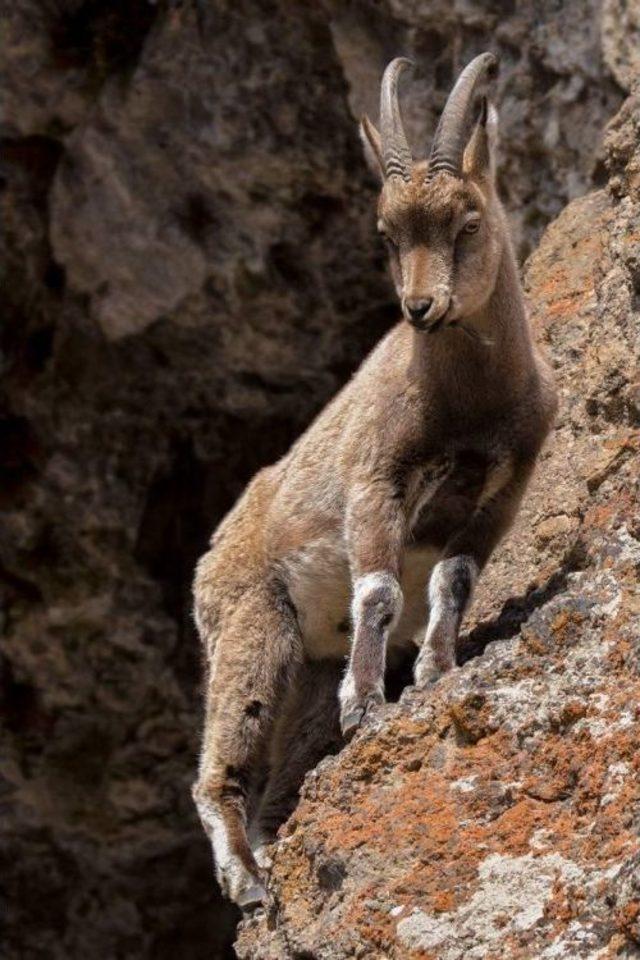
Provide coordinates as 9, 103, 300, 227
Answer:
380, 230, 397, 250
462, 217, 481, 235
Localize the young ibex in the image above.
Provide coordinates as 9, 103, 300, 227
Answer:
192, 53, 557, 908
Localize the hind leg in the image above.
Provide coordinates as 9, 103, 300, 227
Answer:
192, 579, 302, 909
253, 650, 417, 852
251, 659, 342, 854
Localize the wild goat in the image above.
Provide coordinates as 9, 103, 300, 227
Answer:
192, 52, 557, 909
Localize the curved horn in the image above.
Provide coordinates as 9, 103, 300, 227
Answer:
427, 52, 498, 180
380, 57, 414, 181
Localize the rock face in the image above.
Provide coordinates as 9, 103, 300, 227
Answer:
236, 92, 640, 958
0, 1, 636, 958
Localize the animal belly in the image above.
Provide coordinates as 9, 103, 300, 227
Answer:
285, 541, 439, 660
390, 545, 440, 650
285, 538, 352, 660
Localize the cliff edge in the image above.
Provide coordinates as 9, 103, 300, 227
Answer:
237, 90, 640, 960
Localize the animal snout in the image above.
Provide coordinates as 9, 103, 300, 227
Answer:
404, 294, 453, 331
405, 298, 434, 327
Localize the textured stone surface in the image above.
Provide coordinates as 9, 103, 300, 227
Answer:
602, 0, 640, 92
0, 1, 634, 958
236, 93, 640, 959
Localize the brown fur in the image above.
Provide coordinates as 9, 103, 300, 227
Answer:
192, 75, 557, 909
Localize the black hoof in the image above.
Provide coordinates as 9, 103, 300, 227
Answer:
237, 882, 267, 912
340, 707, 365, 740
340, 695, 384, 740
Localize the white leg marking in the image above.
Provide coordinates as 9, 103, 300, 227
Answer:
196, 796, 263, 905
415, 557, 478, 688
340, 572, 403, 736
350, 571, 404, 629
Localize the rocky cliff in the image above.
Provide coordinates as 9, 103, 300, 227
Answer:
236, 90, 640, 958
1, 2, 637, 959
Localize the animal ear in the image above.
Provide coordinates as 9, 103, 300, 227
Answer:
359, 114, 385, 182
463, 97, 498, 182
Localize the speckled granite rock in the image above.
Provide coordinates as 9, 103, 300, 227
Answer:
0, 1, 635, 958
236, 91, 640, 960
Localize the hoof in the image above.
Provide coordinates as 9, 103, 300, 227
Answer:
237, 881, 267, 912
413, 670, 441, 691
340, 707, 365, 740
414, 660, 457, 691
340, 695, 382, 740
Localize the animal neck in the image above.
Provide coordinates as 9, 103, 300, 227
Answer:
408, 239, 536, 419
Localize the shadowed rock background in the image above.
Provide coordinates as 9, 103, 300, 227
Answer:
1, 1, 638, 958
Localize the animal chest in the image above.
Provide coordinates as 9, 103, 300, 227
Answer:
409, 447, 509, 550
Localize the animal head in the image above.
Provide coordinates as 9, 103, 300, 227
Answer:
361, 54, 504, 335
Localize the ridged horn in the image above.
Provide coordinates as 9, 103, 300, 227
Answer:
380, 57, 414, 181
427, 52, 498, 180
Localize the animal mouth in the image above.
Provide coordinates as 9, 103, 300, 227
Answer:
408, 313, 446, 334
405, 301, 449, 332
425, 301, 453, 334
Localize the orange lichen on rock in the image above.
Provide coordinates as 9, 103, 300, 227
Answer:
616, 900, 640, 944
236, 88, 640, 960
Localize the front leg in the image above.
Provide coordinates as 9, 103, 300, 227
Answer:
339, 571, 403, 737
414, 554, 477, 687
415, 456, 535, 689
339, 479, 405, 738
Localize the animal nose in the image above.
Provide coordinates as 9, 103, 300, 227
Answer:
406, 298, 433, 323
